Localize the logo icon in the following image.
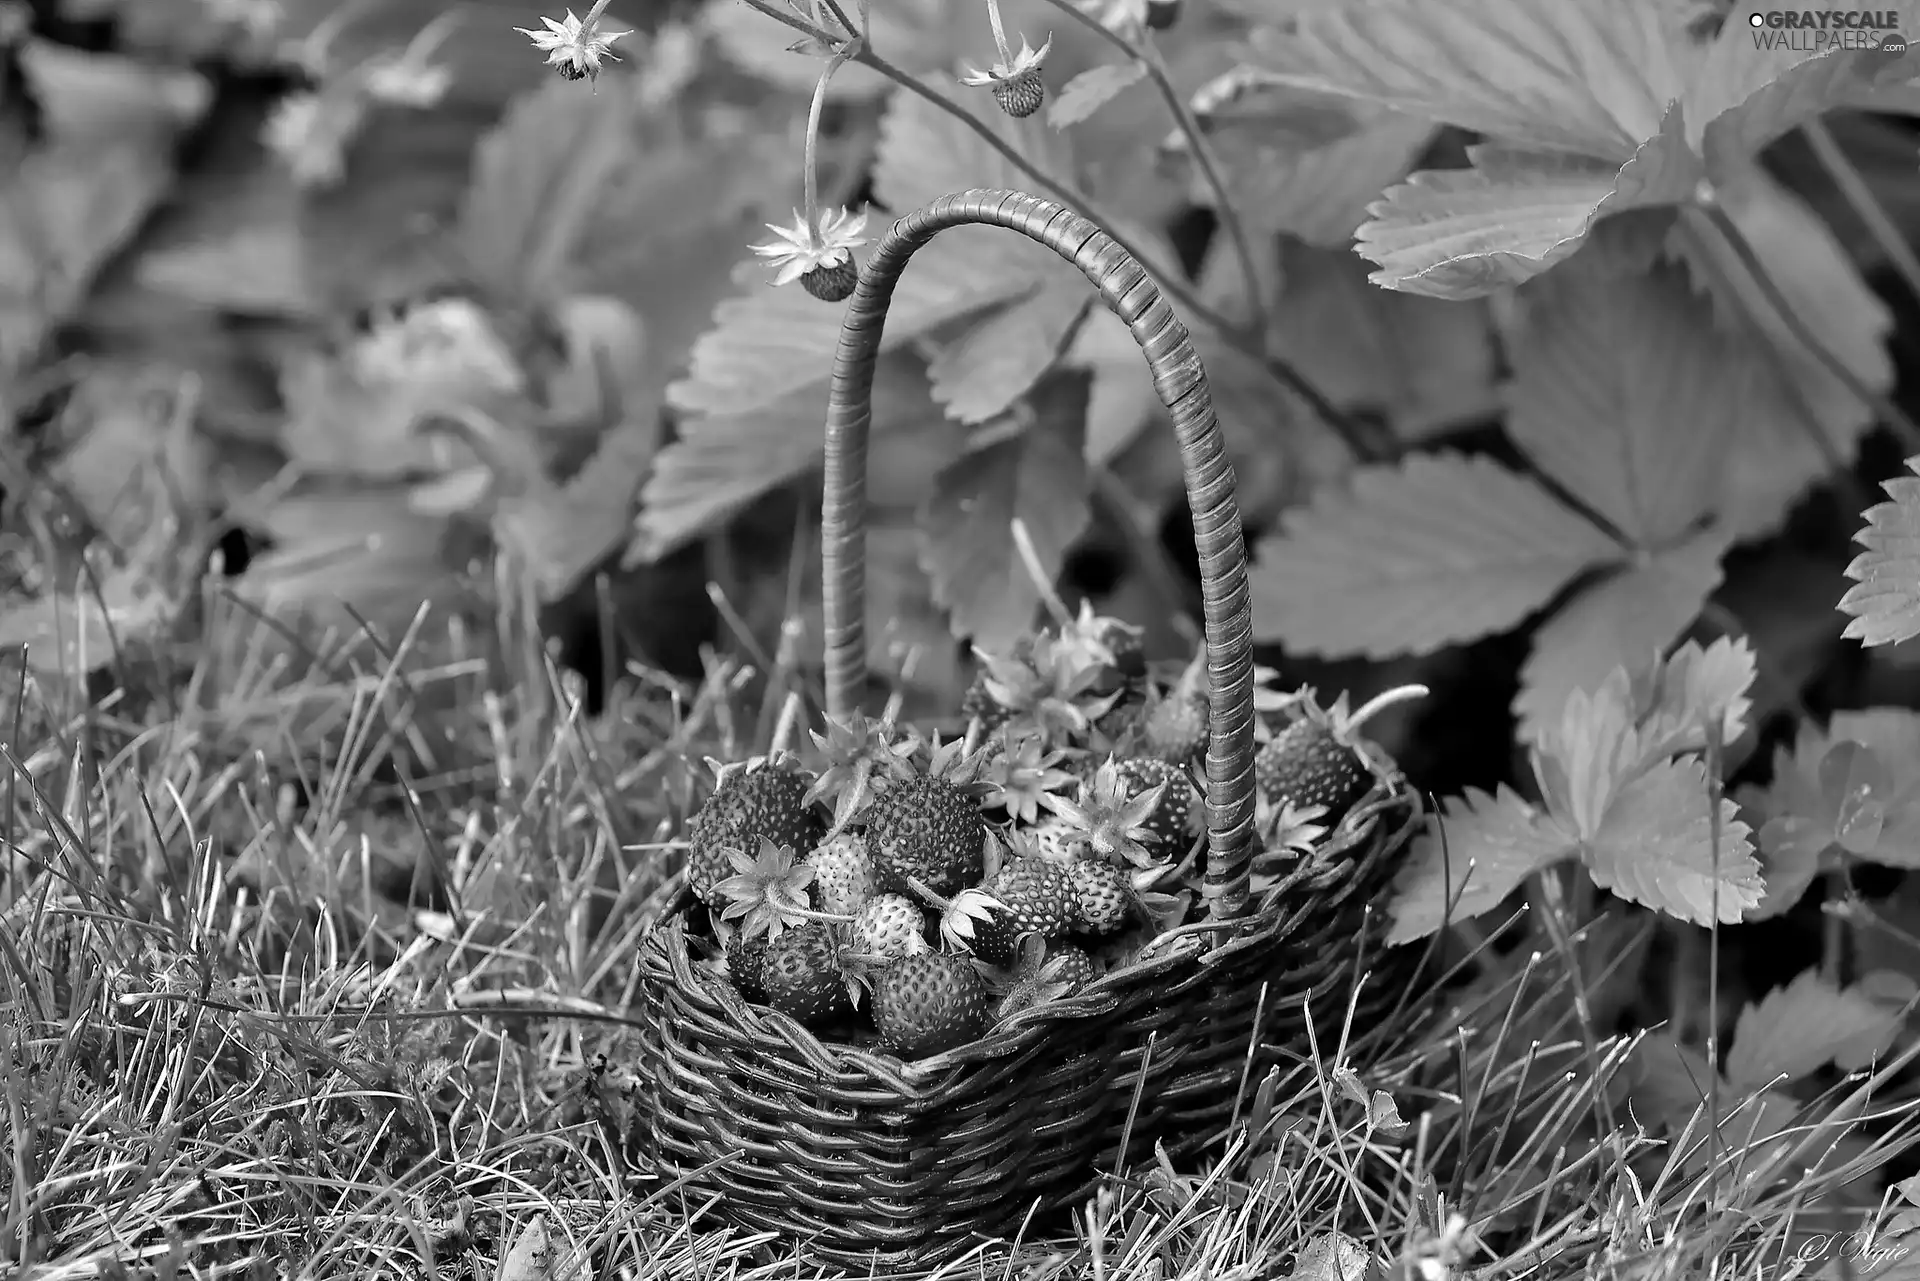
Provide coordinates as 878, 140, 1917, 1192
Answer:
1880, 33, 1908, 50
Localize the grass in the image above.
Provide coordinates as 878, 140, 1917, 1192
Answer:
4, 584, 1920, 1280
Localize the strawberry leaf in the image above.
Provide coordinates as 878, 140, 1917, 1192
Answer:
1736, 708, 1920, 915
1673, 168, 1892, 541
1688, 14, 1917, 169
1505, 264, 1740, 548
878, 83, 1093, 425
1748, 810, 1831, 921
1240, 0, 1685, 159
670, 85, 1067, 423
922, 283, 1093, 425
1531, 675, 1641, 842
1205, 105, 1433, 247
1726, 969, 1904, 1090
233, 488, 479, 634
1582, 756, 1760, 926
917, 374, 1093, 648
1808, 710, 1920, 867
1265, 244, 1498, 442
4, 45, 209, 378
1635, 636, 1758, 762
1839, 456, 1920, 647
458, 76, 646, 301
1249, 451, 1622, 659
669, 250, 1029, 419
499, 414, 662, 602
636, 353, 942, 559
1356, 120, 1700, 300
1049, 63, 1149, 129
1514, 526, 1730, 744
874, 75, 1077, 227
1388, 785, 1574, 943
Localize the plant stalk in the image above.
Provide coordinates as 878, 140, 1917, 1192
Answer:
1037, 0, 1272, 339
801, 53, 847, 234
1688, 200, 1920, 455
983, 0, 1016, 63
1800, 118, 1920, 317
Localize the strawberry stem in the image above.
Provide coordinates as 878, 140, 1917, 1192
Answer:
585, 0, 614, 22
983, 0, 1014, 64
774, 900, 856, 926
1345, 684, 1429, 734
903, 874, 954, 912
801, 50, 850, 237
1010, 517, 1075, 630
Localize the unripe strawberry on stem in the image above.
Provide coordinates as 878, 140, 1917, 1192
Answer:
802, 258, 859, 302
990, 70, 1045, 119
960, 0, 1052, 121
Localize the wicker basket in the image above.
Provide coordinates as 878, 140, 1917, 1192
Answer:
616, 190, 1427, 1270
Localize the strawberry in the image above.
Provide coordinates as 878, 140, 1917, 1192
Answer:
1111, 757, 1200, 853
1023, 818, 1088, 863
725, 935, 770, 1003
1254, 685, 1426, 826
1140, 685, 1207, 764
991, 68, 1045, 119
1050, 943, 1096, 992
852, 893, 930, 961
961, 675, 1013, 736
806, 832, 873, 915
760, 923, 852, 1027
1056, 601, 1147, 702
864, 773, 987, 899
968, 857, 1078, 967
685, 760, 824, 906
1065, 858, 1134, 936
873, 952, 992, 1058
802, 258, 859, 302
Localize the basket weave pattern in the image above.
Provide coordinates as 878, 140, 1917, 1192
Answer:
617, 190, 1427, 1270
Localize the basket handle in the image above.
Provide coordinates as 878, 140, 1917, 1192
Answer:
820, 189, 1260, 918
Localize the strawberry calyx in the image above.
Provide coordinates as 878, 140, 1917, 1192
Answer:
903, 874, 1008, 954
1043, 757, 1166, 868
714, 837, 856, 941
804, 712, 920, 832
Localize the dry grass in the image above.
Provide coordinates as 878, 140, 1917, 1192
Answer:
3, 588, 1918, 1279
